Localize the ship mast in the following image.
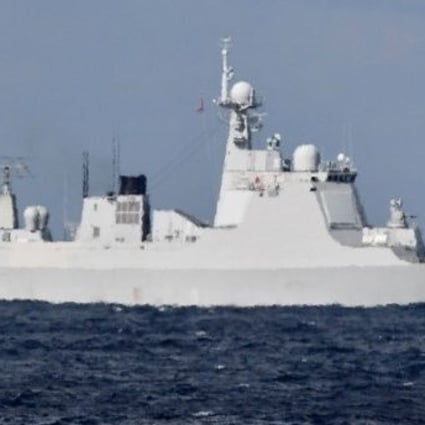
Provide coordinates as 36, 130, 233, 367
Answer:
0, 157, 30, 194
0, 157, 30, 230
217, 38, 263, 151
219, 37, 233, 105
1, 165, 11, 195
214, 38, 265, 227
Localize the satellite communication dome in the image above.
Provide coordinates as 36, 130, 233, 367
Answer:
337, 153, 345, 162
230, 81, 254, 107
293, 144, 321, 172
24, 206, 40, 232
37, 205, 49, 230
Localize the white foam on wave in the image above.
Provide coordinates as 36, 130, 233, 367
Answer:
192, 410, 214, 417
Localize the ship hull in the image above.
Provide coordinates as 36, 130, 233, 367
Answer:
0, 265, 424, 306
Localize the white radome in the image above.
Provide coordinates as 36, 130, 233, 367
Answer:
230, 81, 254, 107
23, 206, 39, 232
23, 205, 49, 232
37, 205, 49, 230
293, 144, 321, 172
337, 153, 345, 162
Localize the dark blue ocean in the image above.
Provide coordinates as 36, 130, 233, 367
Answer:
1, 302, 425, 424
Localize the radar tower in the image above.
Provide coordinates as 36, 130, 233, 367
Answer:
216, 38, 263, 150
0, 157, 30, 230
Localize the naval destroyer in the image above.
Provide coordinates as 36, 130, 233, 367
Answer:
0, 39, 424, 306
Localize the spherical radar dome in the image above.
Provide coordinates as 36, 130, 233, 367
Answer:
230, 81, 254, 107
24, 206, 39, 232
37, 205, 49, 230
293, 144, 321, 172
337, 153, 345, 162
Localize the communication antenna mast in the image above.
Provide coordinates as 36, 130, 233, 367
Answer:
112, 135, 121, 193
82, 151, 90, 198
0, 156, 30, 194
63, 171, 69, 240
219, 37, 234, 105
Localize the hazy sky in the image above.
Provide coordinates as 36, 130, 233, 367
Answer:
1, 1, 425, 236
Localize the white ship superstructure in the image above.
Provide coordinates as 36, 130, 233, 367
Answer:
0, 39, 424, 306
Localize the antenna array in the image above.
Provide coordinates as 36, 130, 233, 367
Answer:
82, 151, 90, 198
112, 136, 121, 193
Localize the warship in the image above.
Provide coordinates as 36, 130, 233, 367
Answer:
0, 39, 424, 306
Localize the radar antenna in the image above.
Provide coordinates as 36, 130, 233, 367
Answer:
215, 37, 265, 149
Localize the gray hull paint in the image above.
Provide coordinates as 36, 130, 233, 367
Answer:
0, 266, 424, 306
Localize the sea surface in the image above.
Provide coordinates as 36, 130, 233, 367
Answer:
1, 302, 425, 425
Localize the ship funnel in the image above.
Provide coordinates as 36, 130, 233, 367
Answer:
119, 175, 147, 195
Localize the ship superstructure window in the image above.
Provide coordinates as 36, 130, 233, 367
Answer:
116, 201, 141, 225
